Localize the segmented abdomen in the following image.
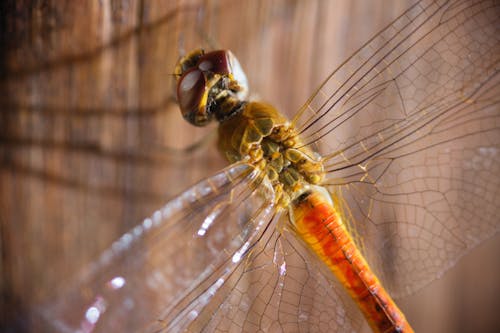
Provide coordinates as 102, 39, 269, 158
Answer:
291, 187, 414, 333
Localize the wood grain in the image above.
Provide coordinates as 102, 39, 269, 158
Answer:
1, 1, 498, 332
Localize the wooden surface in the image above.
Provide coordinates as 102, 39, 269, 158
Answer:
1, 1, 499, 332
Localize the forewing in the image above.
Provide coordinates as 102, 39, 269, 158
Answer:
194, 217, 365, 333
39, 163, 276, 333
292, 0, 499, 296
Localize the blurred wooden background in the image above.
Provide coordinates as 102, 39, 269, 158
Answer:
1, 0, 498, 332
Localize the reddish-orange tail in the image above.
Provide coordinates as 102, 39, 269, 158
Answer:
291, 187, 414, 333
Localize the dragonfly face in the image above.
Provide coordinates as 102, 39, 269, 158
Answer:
175, 49, 249, 126
2, 1, 499, 332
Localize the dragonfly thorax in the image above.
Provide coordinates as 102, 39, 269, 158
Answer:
218, 101, 325, 207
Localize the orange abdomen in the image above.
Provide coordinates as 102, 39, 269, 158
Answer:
291, 187, 414, 333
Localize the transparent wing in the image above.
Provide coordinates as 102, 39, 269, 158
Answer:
39, 164, 367, 333
292, 0, 499, 296
39, 163, 277, 332
176, 216, 365, 333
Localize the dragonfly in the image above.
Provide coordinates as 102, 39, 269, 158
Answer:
31, 0, 498, 332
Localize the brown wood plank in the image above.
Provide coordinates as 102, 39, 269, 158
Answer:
1, 1, 498, 332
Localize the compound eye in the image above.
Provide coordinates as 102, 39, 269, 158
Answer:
176, 67, 212, 126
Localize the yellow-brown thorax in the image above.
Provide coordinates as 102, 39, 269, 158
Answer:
218, 101, 324, 206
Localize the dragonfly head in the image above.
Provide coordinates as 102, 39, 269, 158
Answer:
175, 49, 249, 126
